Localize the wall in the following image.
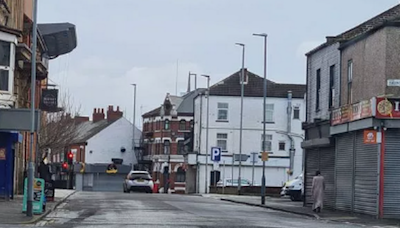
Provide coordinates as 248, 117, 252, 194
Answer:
306, 43, 341, 122
85, 118, 140, 165
385, 26, 400, 97
340, 27, 387, 104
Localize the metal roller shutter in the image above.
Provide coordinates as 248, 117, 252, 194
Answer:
335, 133, 354, 211
319, 147, 335, 209
383, 129, 400, 218
305, 149, 319, 206
354, 130, 378, 215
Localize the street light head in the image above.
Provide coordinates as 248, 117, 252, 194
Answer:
253, 33, 268, 37
235, 43, 245, 47
131, 83, 136, 86
201, 74, 210, 78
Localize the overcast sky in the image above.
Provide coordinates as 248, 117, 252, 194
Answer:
38, 0, 398, 126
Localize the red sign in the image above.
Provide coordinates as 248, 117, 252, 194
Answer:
331, 99, 373, 125
375, 97, 400, 118
363, 130, 377, 144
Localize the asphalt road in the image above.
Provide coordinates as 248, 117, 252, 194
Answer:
0, 192, 388, 228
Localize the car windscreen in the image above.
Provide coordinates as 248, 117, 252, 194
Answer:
129, 173, 152, 180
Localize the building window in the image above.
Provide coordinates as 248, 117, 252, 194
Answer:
164, 119, 170, 130
329, 65, 335, 108
175, 167, 186, 182
178, 140, 185, 155
347, 60, 353, 104
261, 134, 272, 152
0, 41, 11, 92
217, 133, 228, 151
164, 140, 170, 154
217, 103, 229, 121
265, 104, 274, 122
279, 142, 286, 151
293, 107, 300, 119
179, 120, 186, 130
316, 69, 321, 111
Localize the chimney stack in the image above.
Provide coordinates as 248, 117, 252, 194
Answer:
93, 108, 105, 123
74, 116, 90, 124
107, 105, 123, 122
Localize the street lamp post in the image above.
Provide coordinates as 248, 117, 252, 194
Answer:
131, 84, 137, 171
27, 0, 38, 217
235, 43, 245, 195
201, 75, 210, 193
253, 33, 268, 205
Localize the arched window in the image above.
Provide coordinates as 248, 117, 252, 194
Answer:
179, 120, 186, 130
175, 167, 186, 182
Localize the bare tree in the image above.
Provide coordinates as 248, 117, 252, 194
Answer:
38, 91, 81, 156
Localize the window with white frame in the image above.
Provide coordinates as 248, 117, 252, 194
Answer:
0, 40, 11, 91
217, 103, 229, 121
217, 133, 228, 151
265, 104, 274, 122
261, 134, 272, 152
279, 141, 286, 151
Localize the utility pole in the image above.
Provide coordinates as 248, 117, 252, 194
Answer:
253, 33, 268, 205
235, 43, 245, 195
201, 75, 210, 194
27, 0, 38, 217
131, 84, 137, 171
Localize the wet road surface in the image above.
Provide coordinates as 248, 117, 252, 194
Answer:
1, 191, 392, 228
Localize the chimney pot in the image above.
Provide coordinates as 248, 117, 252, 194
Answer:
93, 108, 96, 114
117, 106, 120, 111
101, 108, 104, 113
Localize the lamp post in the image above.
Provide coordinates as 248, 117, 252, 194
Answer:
131, 84, 137, 171
27, 0, 38, 217
201, 74, 210, 193
253, 33, 268, 205
235, 43, 245, 195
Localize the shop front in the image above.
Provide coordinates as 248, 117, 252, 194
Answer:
331, 97, 400, 218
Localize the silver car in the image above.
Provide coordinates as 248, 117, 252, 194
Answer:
123, 171, 154, 193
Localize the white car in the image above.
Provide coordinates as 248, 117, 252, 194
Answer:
123, 171, 154, 193
217, 178, 252, 187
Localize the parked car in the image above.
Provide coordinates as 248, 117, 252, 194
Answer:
123, 171, 154, 193
281, 173, 303, 201
216, 178, 251, 187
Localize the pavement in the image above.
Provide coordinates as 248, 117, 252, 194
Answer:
202, 194, 400, 227
4, 191, 396, 228
0, 189, 75, 225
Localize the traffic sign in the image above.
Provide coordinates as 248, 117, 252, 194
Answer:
234, 154, 249, 162
211, 147, 221, 162
261, 152, 269, 161
251, 152, 258, 164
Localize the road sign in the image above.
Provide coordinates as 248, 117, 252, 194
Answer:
261, 152, 269, 161
250, 152, 258, 164
211, 147, 221, 162
234, 154, 248, 162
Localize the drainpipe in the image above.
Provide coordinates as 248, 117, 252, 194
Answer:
287, 91, 295, 177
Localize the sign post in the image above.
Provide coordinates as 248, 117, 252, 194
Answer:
211, 147, 221, 186
250, 152, 258, 185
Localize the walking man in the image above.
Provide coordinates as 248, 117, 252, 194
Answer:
311, 170, 325, 213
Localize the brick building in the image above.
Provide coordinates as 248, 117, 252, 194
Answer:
142, 89, 205, 194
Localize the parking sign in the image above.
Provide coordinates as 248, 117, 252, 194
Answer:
211, 147, 221, 162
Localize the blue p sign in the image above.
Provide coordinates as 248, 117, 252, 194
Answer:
211, 147, 221, 162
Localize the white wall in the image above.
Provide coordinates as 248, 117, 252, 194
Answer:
194, 94, 305, 193
85, 118, 141, 165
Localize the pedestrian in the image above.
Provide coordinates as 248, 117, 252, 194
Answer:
311, 170, 325, 213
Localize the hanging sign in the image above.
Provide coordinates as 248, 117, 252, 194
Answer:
40, 89, 59, 112
363, 130, 377, 144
